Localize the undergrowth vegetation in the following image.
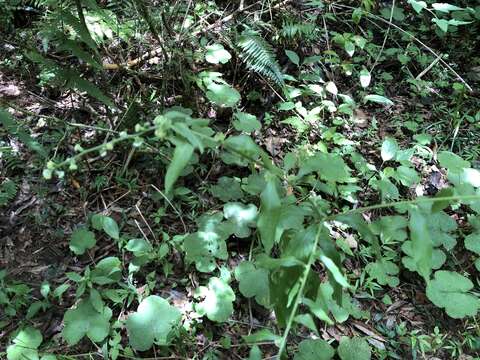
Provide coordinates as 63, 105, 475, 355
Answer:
1, 0, 480, 359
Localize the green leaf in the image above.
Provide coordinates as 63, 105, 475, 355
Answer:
408, 0, 427, 13
183, 213, 231, 272
248, 345, 262, 360
165, 142, 194, 193
433, 18, 449, 32
285, 50, 300, 66
234, 261, 270, 306
210, 177, 243, 202
62, 299, 112, 345
366, 258, 399, 287
233, 112, 261, 133
221, 135, 261, 167
426, 271, 479, 318
432, 3, 463, 12
294, 339, 335, 360
363, 94, 394, 106
396, 166, 420, 186
91, 214, 120, 240
206, 83, 241, 108
298, 152, 350, 183
344, 41, 355, 57
90, 257, 122, 285
465, 233, 480, 255
381, 138, 398, 161
359, 69, 371, 88
7, 327, 42, 360
402, 209, 432, 281
223, 202, 258, 238
438, 151, 470, 172
125, 295, 181, 351
338, 337, 371, 360
195, 277, 235, 322
319, 254, 350, 288
69, 228, 96, 255
205, 43, 232, 64
257, 175, 282, 253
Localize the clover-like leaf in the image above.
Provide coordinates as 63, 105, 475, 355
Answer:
338, 337, 371, 360
125, 295, 181, 351
205, 43, 232, 64
426, 270, 480, 318
195, 277, 235, 322
294, 339, 335, 360
206, 83, 241, 108
234, 261, 270, 307
223, 202, 258, 238
62, 299, 112, 345
183, 213, 232, 272
7, 327, 42, 360
69, 228, 96, 255
233, 112, 261, 133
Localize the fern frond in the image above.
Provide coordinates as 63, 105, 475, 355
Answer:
237, 30, 284, 87
0, 179, 17, 206
281, 21, 317, 41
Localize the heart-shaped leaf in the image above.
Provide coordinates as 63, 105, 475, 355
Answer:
206, 83, 241, 108
294, 339, 335, 360
338, 337, 371, 360
426, 270, 479, 318
125, 295, 181, 351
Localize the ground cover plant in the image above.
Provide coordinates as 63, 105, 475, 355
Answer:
1, 0, 480, 359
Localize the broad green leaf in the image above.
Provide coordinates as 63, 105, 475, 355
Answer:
396, 166, 420, 186
125, 295, 181, 350
183, 213, 231, 272
366, 258, 399, 287
285, 50, 300, 66
234, 261, 270, 306
210, 177, 243, 202
381, 138, 398, 161
408, 0, 427, 13
338, 337, 371, 360
433, 18, 449, 32
243, 329, 281, 346
205, 43, 232, 64
223, 202, 258, 238
364, 94, 394, 106
221, 135, 261, 167
69, 228, 96, 255
432, 3, 463, 12
326, 81, 338, 95
248, 345, 262, 360
206, 83, 241, 108
294, 339, 335, 360
294, 313, 318, 335
359, 69, 371, 88
62, 299, 112, 345
465, 233, 480, 254
165, 142, 194, 193
195, 277, 235, 322
233, 112, 261, 133
90, 257, 122, 285
257, 175, 282, 253
7, 327, 42, 360
298, 152, 350, 183
426, 271, 479, 318
344, 41, 355, 57
91, 214, 120, 240
438, 151, 470, 172
402, 209, 432, 281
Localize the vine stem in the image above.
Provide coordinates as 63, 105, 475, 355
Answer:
277, 193, 480, 358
